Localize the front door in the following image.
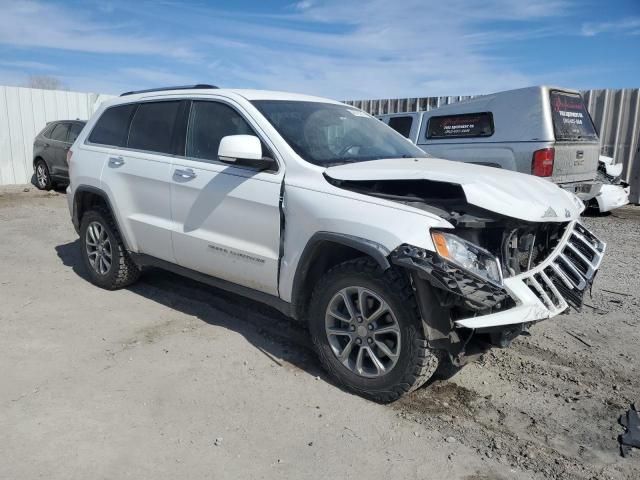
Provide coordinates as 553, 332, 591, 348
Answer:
170, 100, 283, 295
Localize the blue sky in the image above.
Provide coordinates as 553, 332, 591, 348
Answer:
0, 0, 638, 99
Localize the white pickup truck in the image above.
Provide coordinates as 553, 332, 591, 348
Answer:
378, 86, 629, 212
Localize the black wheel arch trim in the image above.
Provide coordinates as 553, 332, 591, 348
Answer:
290, 231, 391, 317
72, 185, 130, 250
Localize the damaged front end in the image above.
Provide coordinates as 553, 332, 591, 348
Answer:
327, 174, 606, 364
392, 217, 605, 364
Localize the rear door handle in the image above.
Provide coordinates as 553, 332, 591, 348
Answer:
108, 156, 125, 167
174, 168, 197, 180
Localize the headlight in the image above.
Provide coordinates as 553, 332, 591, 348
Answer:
431, 231, 503, 285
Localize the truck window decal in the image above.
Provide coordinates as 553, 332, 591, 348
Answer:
426, 112, 494, 139
549, 90, 598, 142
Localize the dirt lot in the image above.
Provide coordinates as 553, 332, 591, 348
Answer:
1, 185, 639, 480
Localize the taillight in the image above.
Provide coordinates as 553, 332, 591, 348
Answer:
532, 148, 554, 177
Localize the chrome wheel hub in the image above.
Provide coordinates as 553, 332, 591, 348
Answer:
325, 286, 401, 378
85, 221, 112, 275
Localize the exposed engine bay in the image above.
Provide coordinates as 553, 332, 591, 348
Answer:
326, 176, 569, 279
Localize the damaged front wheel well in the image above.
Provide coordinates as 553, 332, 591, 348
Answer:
291, 233, 391, 321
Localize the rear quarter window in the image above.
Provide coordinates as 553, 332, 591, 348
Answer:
68, 123, 85, 143
387, 116, 413, 138
50, 123, 69, 142
549, 91, 598, 141
88, 104, 137, 147
426, 112, 494, 139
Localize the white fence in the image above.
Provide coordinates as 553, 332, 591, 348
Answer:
0, 86, 113, 185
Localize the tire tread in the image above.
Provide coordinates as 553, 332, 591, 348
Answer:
81, 207, 140, 289
309, 257, 440, 403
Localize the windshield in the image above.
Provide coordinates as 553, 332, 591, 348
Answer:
251, 100, 428, 166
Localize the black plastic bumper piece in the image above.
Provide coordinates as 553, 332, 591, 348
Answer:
390, 244, 510, 311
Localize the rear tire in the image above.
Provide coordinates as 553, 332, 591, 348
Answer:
308, 257, 442, 403
79, 208, 140, 289
34, 159, 52, 191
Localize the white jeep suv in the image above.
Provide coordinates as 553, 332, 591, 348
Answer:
67, 85, 605, 402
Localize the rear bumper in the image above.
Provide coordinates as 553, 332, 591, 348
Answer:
455, 221, 605, 328
559, 181, 601, 201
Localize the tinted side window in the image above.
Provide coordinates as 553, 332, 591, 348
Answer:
388, 116, 413, 138
186, 101, 255, 162
68, 123, 84, 143
41, 124, 55, 139
89, 104, 136, 147
128, 101, 181, 154
426, 112, 494, 139
50, 123, 69, 142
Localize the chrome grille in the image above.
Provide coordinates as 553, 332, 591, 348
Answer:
522, 222, 605, 312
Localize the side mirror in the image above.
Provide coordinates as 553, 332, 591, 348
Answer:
218, 135, 263, 163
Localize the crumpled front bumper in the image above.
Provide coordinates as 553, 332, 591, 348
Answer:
458, 221, 605, 328
595, 184, 630, 213
392, 221, 606, 329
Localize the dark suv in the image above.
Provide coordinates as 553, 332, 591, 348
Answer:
33, 120, 86, 190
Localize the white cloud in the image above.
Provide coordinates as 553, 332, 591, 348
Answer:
0, 0, 591, 98
0, 0, 196, 60
119, 67, 197, 86
581, 17, 640, 36
0, 60, 57, 71
294, 0, 315, 10
199, 0, 571, 98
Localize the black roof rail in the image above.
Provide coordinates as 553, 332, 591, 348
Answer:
120, 84, 219, 97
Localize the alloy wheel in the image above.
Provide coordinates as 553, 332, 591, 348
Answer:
85, 221, 112, 275
36, 163, 48, 188
325, 286, 401, 378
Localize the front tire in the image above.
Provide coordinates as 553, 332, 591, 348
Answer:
308, 258, 442, 403
79, 208, 140, 289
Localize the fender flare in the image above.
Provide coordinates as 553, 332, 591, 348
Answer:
290, 232, 391, 313
72, 185, 130, 250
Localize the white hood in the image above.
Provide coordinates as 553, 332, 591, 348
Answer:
325, 157, 584, 222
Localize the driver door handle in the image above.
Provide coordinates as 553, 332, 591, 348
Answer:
108, 156, 125, 167
174, 168, 197, 180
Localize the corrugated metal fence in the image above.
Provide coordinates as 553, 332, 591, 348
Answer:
0, 86, 112, 186
345, 89, 640, 203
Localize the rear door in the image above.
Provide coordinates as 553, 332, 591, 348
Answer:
89, 101, 183, 262
548, 90, 600, 183
170, 99, 283, 295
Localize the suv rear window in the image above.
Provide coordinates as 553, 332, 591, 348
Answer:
549, 91, 598, 141
426, 112, 494, 139
128, 101, 181, 154
89, 104, 136, 147
388, 116, 413, 138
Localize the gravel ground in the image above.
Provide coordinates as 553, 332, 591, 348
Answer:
0, 185, 638, 480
